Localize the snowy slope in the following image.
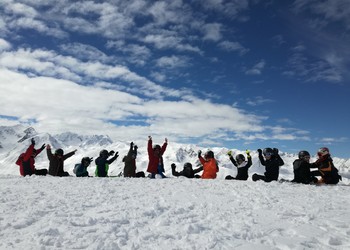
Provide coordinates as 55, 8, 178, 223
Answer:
1, 125, 350, 249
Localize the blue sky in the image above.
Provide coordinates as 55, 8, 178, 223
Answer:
0, 0, 349, 157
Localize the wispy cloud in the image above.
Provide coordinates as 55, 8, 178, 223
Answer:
246, 96, 274, 106
245, 60, 266, 75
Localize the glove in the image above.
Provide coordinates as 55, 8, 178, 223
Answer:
227, 150, 232, 157
171, 163, 176, 170
198, 150, 202, 158
115, 152, 119, 158
246, 149, 250, 157
40, 144, 46, 150
257, 149, 262, 154
273, 148, 279, 155
31, 138, 35, 145
130, 142, 134, 147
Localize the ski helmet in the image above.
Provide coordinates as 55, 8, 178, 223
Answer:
184, 162, 192, 169
153, 144, 161, 151
235, 154, 245, 162
205, 150, 214, 159
317, 147, 330, 157
298, 150, 310, 159
263, 148, 273, 156
55, 148, 64, 156
82, 157, 92, 166
99, 149, 108, 157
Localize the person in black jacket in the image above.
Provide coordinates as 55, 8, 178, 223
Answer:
252, 147, 284, 182
310, 147, 341, 184
291, 150, 317, 184
47, 144, 76, 177
95, 149, 119, 177
171, 162, 202, 178
225, 150, 252, 180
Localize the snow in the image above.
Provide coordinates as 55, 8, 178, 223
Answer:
1, 176, 350, 250
1, 125, 350, 249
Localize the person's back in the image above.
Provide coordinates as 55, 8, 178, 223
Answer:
199, 150, 218, 179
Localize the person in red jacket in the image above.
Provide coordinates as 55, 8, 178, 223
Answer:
16, 138, 47, 176
198, 150, 219, 179
147, 136, 167, 178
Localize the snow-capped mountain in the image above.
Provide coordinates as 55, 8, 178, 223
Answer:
0, 125, 349, 182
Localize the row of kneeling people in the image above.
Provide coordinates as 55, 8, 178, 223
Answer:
16, 137, 342, 185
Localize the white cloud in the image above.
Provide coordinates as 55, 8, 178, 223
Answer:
203, 23, 222, 42
246, 96, 274, 106
245, 60, 266, 75
218, 41, 249, 55
0, 38, 11, 51
155, 55, 189, 69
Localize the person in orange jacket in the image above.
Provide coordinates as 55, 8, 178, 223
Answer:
198, 150, 219, 179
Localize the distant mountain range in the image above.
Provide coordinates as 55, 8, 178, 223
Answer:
1, 125, 349, 182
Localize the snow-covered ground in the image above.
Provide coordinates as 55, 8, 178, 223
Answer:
1, 176, 350, 250
1, 125, 350, 249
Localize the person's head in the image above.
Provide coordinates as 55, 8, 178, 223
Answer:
235, 154, 245, 164
263, 148, 273, 159
82, 157, 92, 167
99, 149, 109, 158
153, 144, 161, 155
183, 162, 193, 169
204, 150, 214, 159
317, 147, 330, 159
55, 148, 64, 158
298, 150, 310, 162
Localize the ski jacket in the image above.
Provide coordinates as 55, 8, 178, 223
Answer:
310, 157, 341, 184
199, 157, 218, 179
47, 149, 75, 176
147, 139, 167, 174
172, 165, 202, 178
95, 154, 118, 177
229, 156, 252, 180
74, 163, 89, 177
258, 153, 284, 181
292, 159, 314, 184
123, 144, 137, 177
16, 144, 44, 176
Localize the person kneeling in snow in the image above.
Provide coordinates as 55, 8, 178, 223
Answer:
225, 150, 252, 180
74, 157, 93, 177
95, 149, 119, 177
171, 162, 202, 178
309, 147, 341, 185
122, 142, 145, 178
16, 138, 47, 177
252, 148, 284, 182
147, 136, 168, 178
47, 144, 77, 177
291, 150, 317, 184
198, 150, 219, 179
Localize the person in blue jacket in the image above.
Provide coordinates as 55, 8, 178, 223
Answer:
74, 157, 93, 177
95, 149, 119, 177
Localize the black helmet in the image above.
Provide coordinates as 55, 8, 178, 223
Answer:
82, 157, 92, 166
235, 154, 245, 162
55, 148, 64, 156
263, 148, 273, 156
153, 144, 161, 150
205, 150, 214, 159
298, 150, 310, 159
184, 162, 192, 169
99, 149, 108, 157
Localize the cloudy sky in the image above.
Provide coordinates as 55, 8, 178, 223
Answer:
0, 0, 349, 157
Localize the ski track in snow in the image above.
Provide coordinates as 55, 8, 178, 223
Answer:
1, 176, 350, 250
